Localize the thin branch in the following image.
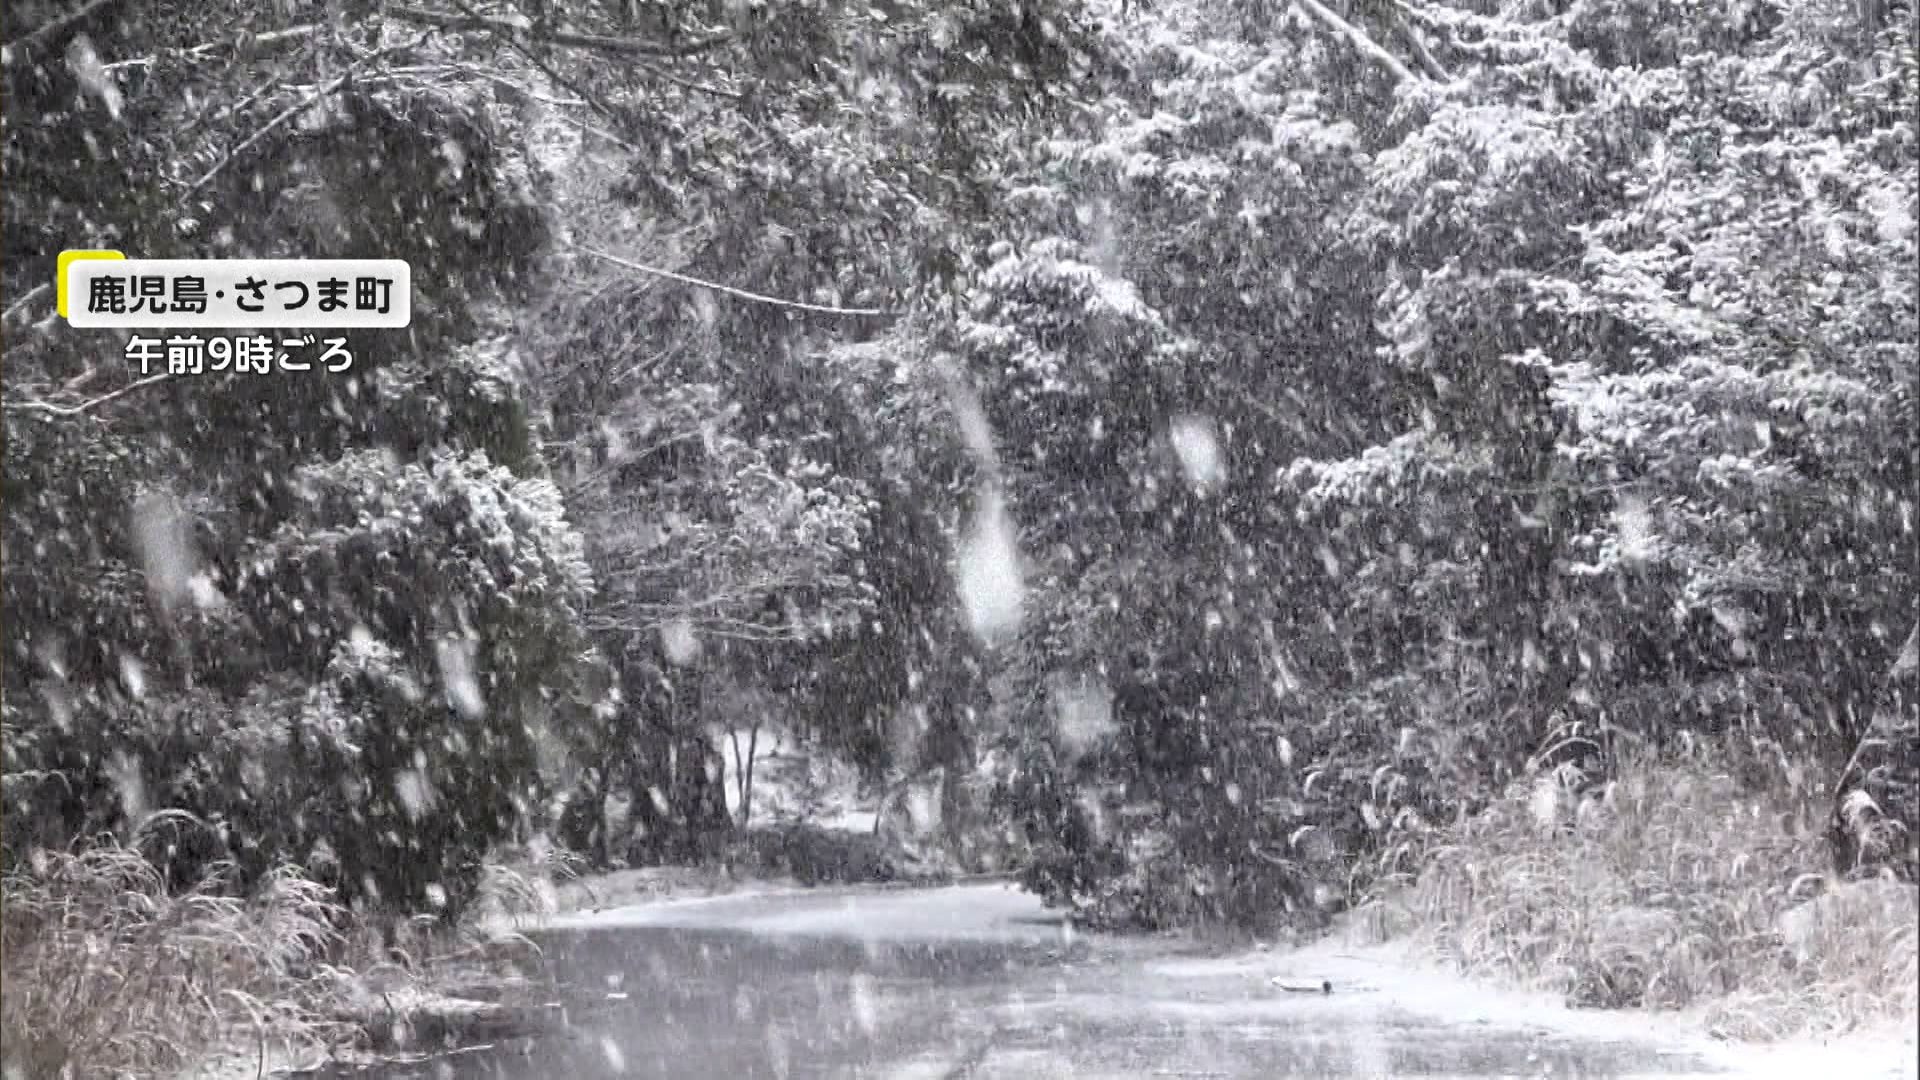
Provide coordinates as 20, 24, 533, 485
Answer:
1891, 620, 1918, 680
1391, 9, 1454, 83
388, 4, 733, 60
3, 372, 172, 418
546, 108, 643, 153
62, 366, 104, 393
3, 284, 51, 325
383, 62, 587, 106
561, 432, 704, 496
1292, 0, 1424, 87
101, 23, 325, 71
1, 0, 125, 65
629, 56, 743, 101
186, 33, 428, 193
359, 66, 641, 152
570, 244, 900, 318
584, 613, 804, 644
441, 0, 631, 132
200, 71, 294, 131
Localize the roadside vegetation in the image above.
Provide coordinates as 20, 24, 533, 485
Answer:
1398, 751, 1919, 1042
0, 845, 347, 1079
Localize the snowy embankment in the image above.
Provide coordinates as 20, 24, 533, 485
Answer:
1146, 927, 1919, 1080
493, 876, 1918, 1078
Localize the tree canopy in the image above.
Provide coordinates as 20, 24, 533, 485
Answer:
2, 0, 1913, 937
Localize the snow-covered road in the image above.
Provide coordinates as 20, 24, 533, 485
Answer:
352, 884, 1916, 1079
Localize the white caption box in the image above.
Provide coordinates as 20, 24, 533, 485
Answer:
66, 259, 411, 329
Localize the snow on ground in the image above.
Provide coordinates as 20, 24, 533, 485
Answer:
710, 722, 878, 833
533, 882, 1916, 1077
813, 804, 880, 833
1143, 936, 1919, 1080
1716, 1024, 1919, 1080
538, 881, 1068, 945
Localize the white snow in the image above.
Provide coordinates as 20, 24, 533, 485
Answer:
813, 806, 880, 834
434, 637, 485, 720
956, 489, 1025, 643
108, 751, 146, 823
497, 885, 1915, 1078
118, 654, 147, 699
1613, 494, 1658, 564
1050, 676, 1117, 761
65, 35, 123, 122
1140, 938, 1919, 1080
393, 769, 434, 821
129, 491, 199, 615
536, 882, 1069, 945
660, 619, 701, 666
849, 972, 880, 1034
1169, 414, 1225, 491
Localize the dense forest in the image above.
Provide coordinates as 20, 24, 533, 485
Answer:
2, 0, 1914, 1075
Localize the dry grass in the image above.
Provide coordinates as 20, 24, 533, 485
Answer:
0, 841, 350, 1079
0, 828, 612, 1080
1401, 751, 1919, 1042
462, 840, 600, 929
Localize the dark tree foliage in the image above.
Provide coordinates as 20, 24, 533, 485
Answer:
1, 0, 1911, 951
2, 10, 591, 920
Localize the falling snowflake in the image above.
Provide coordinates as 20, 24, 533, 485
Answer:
661, 620, 702, 666
1169, 414, 1225, 491
65, 35, 123, 122
1613, 495, 1658, 564
435, 637, 486, 719
118, 655, 147, 700
1051, 677, 1116, 761
108, 752, 146, 824
129, 492, 199, 616
956, 489, 1024, 643
394, 769, 435, 821
849, 973, 879, 1034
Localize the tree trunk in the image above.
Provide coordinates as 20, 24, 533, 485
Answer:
588, 764, 612, 868
730, 723, 761, 828
742, 724, 759, 827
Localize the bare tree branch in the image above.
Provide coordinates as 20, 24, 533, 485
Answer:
561, 432, 704, 497
102, 23, 324, 71
3, 284, 51, 325
1292, 0, 1424, 87
384, 65, 646, 151
438, 0, 632, 132
3, 372, 172, 418
1390, 7, 1454, 82
387, 4, 732, 60
628, 56, 743, 101
187, 33, 430, 193
384, 62, 587, 106
571, 244, 900, 318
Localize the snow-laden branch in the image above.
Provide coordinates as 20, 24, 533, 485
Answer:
2, 284, 51, 325
1292, 0, 1423, 87
387, 4, 733, 60
1390, 2, 1454, 82
102, 23, 324, 71
188, 33, 432, 193
3, 372, 173, 417
570, 244, 900, 318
